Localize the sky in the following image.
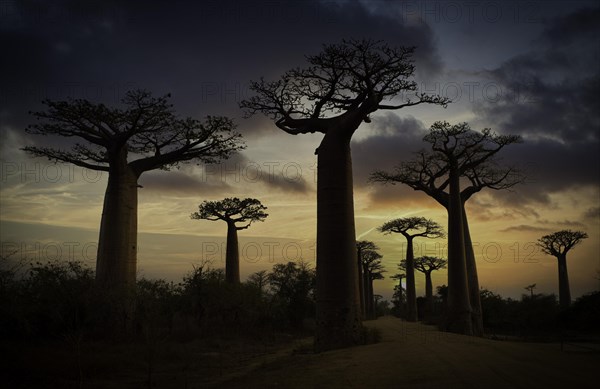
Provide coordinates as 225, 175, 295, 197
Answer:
1, 0, 599, 300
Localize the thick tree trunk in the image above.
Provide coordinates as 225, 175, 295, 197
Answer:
405, 237, 418, 322
225, 221, 240, 284
557, 254, 571, 309
462, 206, 484, 336
314, 130, 362, 351
424, 271, 433, 319
357, 249, 365, 319
446, 166, 472, 335
96, 153, 139, 290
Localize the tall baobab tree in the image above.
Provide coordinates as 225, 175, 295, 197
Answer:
537, 230, 588, 309
23, 90, 243, 290
379, 217, 444, 322
191, 198, 268, 284
356, 240, 379, 318
240, 39, 449, 350
372, 121, 522, 335
413, 256, 447, 319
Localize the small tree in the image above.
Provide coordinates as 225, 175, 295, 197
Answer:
23, 90, 243, 290
356, 240, 379, 318
191, 198, 268, 283
413, 256, 447, 319
537, 230, 588, 309
241, 39, 449, 351
524, 284, 537, 299
391, 273, 406, 317
379, 217, 444, 322
361, 249, 385, 319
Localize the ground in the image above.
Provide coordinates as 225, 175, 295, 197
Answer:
218, 316, 599, 389
4, 317, 598, 388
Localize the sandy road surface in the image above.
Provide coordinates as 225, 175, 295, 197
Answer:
217, 316, 598, 389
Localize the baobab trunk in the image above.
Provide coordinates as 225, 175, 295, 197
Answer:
424, 271, 433, 319
367, 275, 375, 319
357, 250, 365, 319
405, 237, 418, 322
557, 254, 571, 309
462, 206, 484, 336
396, 278, 404, 318
225, 221, 240, 284
362, 264, 370, 319
96, 151, 138, 290
314, 129, 362, 351
445, 166, 472, 335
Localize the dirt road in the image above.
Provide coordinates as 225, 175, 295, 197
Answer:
217, 316, 598, 389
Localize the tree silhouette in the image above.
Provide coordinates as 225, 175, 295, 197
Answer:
391, 273, 406, 317
23, 90, 243, 290
524, 283, 537, 299
191, 198, 268, 284
361, 249, 385, 319
372, 121, 522, 335
413, 256, 447, 319
379, 217, 444, 322
537, 230, 588, 309
356, 240, 379, 318
241, 39, 449, 351
247, 270, 269, 297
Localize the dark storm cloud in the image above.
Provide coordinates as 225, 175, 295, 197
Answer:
499, 225, 551, 234
138, 169, 232, 196
471, 6, 600, 205
1, 0, 442, 137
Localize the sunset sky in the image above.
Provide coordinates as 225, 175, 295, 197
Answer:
1, 0, 599, 300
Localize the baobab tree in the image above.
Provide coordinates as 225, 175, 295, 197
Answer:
191, 198, 268, 284
391, 273, 406, 317
372, 121, 522, 335
23, 90, 243, 290
356, 240, 379, 318
413, 256, 447, 319
240, 39, 449, 350
362, 249, 385, 320
379, 217, 444, 322
537, 230, 588, 309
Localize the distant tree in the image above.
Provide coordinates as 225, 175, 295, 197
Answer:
361, 249, 385, 319
356, 240, 379, 318
391, 273, 406, 317
268, 261, 316, 328
379, 217, 444, 322
247, 270, 269, 297
413, 256, 447, 318
23, 90, 243, 291
241, 39, 449, 351
372, 121, 522, 335
537, 230, 588, 309
524, 284, 537, 299
191, 198, 268, 283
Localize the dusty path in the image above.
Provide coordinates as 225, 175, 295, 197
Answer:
217, 316, 598, 389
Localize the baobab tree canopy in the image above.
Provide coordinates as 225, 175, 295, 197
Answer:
378, 217, 445, 239
191, 197, 268, 229
537, 230, 588, 257
24, 90, 244, 173
240, 39, 450, 135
